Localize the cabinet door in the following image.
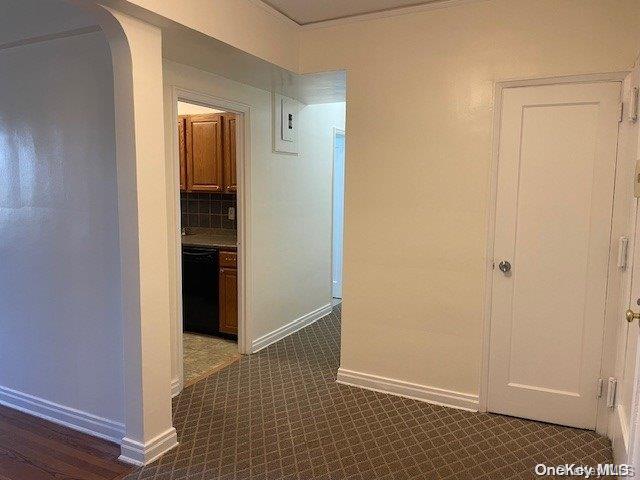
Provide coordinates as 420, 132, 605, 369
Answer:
223, 114, 237, 193
219, 267, 238, 335
178, 116, 187, 191
186, 114, 223, 192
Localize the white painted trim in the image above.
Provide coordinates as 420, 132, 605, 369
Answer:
246, 0, 300, 28
301, 0, 486, 29
612, 404, 630, 464
489, 72, 627, 89
479, 72, 630, 433
252, 304, 332, 353
119, 427, 178, 466
608, 66, 640, 467
0, 25, 101, 52
0, 385, 125, 444
330, 127, 346, 301
171, 377, 182, 397
169, 88, 253, 396
336, 368, 479, 412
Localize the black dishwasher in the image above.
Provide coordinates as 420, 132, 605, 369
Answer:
182, 246, 219, 335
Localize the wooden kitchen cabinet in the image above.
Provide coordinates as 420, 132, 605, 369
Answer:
178, 113, 237, 194
223, 114, 237, 193
186, 113, 224, 192
218, 251, 238, 335
178, 116, 187, 191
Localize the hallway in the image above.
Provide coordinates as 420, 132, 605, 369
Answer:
124, 305, 613, 479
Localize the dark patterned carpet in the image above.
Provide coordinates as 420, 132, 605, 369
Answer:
125, 305, 613, 479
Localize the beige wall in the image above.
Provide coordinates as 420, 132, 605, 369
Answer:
300, 0, 640, 396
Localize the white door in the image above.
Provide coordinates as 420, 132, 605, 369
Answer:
488, 81, 622, 429
332, 130, 346, 299
611, 69, 640, 465
615, 202, 640, 463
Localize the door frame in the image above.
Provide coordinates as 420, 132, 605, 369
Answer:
479, 72, 629, 435
331, 127, 346, 300
168, 87, 253, 396
609, 66, 640, 465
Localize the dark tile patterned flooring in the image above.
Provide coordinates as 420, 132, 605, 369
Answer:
125, 305, 613, 479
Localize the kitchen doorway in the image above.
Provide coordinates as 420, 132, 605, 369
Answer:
169, 90, 251, 395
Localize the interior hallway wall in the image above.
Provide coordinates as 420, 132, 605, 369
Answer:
0, 31, 124, 429
300, 0, 640, 398
163, 61, 345, 383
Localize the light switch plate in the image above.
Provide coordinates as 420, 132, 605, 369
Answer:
273, 93, 299, 154
281, 98, 296, 142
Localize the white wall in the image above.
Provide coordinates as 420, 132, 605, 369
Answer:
177, 101, 225, 115
300, 0, 640, 398
294, 101, 347, 307
0, 31, 124, 426
1, 0, 96, 45
164, 61, 344, 382
253, 100, 345, 337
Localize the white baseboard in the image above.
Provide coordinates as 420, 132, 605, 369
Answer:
119, 427, 178, 466
171, 377, 182, 397
611, 404, 630, 465
252, 303, 332, 353
336, 368, 479, 412
0, 385, 125, 443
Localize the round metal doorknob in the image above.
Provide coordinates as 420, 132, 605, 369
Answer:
498, 261, 512, 274
626, 309, 640, 323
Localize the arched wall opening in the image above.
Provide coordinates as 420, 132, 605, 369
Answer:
0, 0, 124, 439
0, 0, 177, 465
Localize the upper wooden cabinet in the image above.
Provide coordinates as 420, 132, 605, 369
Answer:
179, 113, 237, 194
186, 114, 223, 192
178, 116, 187, 191
223, 114, 237, 194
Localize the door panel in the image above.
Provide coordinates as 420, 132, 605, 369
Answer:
619, 203, 640, 449
223, 114, 237, 194
488, 82, 621, 429
219, 267, 238, 335
611, 69, 640, 464
186, 114, 223, 192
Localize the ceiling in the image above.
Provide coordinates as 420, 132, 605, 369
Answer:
261, 0, 445, 25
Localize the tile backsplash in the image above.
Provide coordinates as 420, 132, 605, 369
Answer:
181, 192, 237, 230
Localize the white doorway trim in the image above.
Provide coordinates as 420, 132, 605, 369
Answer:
331, 127, 346, 300
478, 72, 629, 435
168, 87, 252, 396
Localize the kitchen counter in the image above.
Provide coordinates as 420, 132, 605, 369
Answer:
181, 227, 237, 250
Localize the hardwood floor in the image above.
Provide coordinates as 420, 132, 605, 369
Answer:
0, 405, 131, 480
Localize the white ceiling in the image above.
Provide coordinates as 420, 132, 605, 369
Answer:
261, 0, 445, 25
